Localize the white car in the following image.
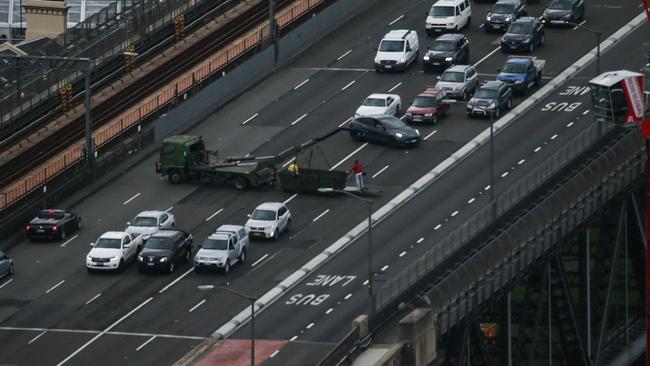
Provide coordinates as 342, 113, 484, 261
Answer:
355, 94, 402, 118
245, 202, 291, 240
125, 210, 175, 242
86, 231, 143, 272
426, 0, 472, 35
194, 225, 249, 274
374, 29, 419, 72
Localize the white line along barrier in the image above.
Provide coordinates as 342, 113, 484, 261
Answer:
211, 12, 648, 340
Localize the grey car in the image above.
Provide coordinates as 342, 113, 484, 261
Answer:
466, 81, 513, 118
194, 225, 249, 274
0, 251, 14, 278
435, 65, 479, 100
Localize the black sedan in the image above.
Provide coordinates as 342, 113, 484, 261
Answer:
484, 0, 527, 33
542, 0, 585, 26
25, 209, 82, 241
137, 229, 193, 273
422, 34, 469, 72
501, 17, 545, 53
0, 251, 13, 278
348, 116, 421, 147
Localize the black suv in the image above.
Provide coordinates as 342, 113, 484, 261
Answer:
542, 0, 585, 26
466, 81, 513, 118
484, 0, 527, 32
137, 229, 193, 273
348, 116, 421, 146
422, 34, 470, 71
501, 17, 545, 53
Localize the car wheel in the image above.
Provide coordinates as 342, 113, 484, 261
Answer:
239, 249, 246, 263
171, 222, 176, 228
233, 177, 249, 190
118, 259, 125, 273
507, 98, 512, 109
87, 267, 94, 274
274, 228, 280, 241
184, 248, 191, 262
495, 108, 501, 118
540, 34, 545, 45
169, 170, 183, 184
528, 43, 534, 53
462, 90, 468, 101
466, 16, 471, 27
223, 260, 230, 274
77, 220, 82, 230
168, 261, 175, 274
395, 105, 401, 117
9, 263, 14, 275
60, 229, 66, 241
350, 131, 363, 141
432, 114, 438, 125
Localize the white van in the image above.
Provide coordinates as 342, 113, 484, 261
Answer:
374, 30, 420, 72
426, 0, 472, 36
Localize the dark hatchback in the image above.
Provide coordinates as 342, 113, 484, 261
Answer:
349, 116, 421, 147
542, 0, 585, 26
25, 209, 81, 241
484, 0, 527, 32
466, 81, 513, 118
137, 229, 193, 274
422, 34, 469, 71
501, 17, 545, 53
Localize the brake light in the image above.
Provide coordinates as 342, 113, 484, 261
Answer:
47, 209, 56, 213
25, 225, 30, 232
52, 226, 59, 231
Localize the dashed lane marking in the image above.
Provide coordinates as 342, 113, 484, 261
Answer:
293, 79, 310, 90
291, 113, 308, 126
388, 14, 404, 26
484, 185, 491, 191
567, 122, 574, 127
550, 134, 558, 140
284, 193, 299, 204
0, 326, 205, 340
136, 336, 156, 351
306, 323, 315, 329
165, 206, 173, 212
372, 165, 390, 179
451, 211, 459, 217
313, 209, 330, 222
282, 157, 296, 168
344, 293, 352, 300
241, 113, 259, 125
28, 331, 47, 345
424, 130, 438, 140
205, 209, 223, 222
468, 198, 476, 204
583, 110, 590, 115
330, 143, 368, 170
534, 147, 542, 152
381, 265, 389, 271
123, 193, 141, 205
325, 308, 334, 314
60, 234, 79, 248
388, 82, 402, 93
337, 50, 352, 61
399, 251, 407, 257
518, 159, 525, 165
416, 238, 424, 243
573, 20, 587, 30
290, 335, 298, 342
46, 280, 65, 294
85, 293, 101, 305
338, 118, 352, 128
270, 350, 280, 358
501, 172, 509, 178
363, 280, 369, 285
473, 46, 500, 68
434, 224, 442, 230
251, 254, 269, 267
189, 299, 206, 313
341, 80, 356, 91
0, 279, 13, 289
159, 268, 194, 294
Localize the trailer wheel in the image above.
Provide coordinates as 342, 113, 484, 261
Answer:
233, 177, 249, 190
169, 170, 183, 184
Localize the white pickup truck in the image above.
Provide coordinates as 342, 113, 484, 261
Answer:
86, 231, 143, 272
194, 225, 249, 274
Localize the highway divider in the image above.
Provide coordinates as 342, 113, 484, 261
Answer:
210, 11, 648, 340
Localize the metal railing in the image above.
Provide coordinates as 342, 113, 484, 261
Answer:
0, 0, 327, 211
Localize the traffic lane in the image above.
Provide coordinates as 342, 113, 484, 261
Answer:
0, 329, 92, 366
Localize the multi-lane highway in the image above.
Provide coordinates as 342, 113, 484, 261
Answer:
0, 0, 645, 365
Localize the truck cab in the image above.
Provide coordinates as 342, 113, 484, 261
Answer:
156, 135, 207, 183
496, 56, 545, 94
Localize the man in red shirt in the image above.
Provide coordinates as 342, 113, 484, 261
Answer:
348, 160, 364, 190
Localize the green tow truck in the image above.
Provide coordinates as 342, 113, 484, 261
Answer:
155, 129, 349, 192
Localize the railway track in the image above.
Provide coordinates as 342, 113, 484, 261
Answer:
0, 0, 289, 190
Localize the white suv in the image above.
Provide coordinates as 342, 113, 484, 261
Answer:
86, 231, 143, 272
245, 202, 291, 240
426, 0, 472, 36
194, 225, 249, 274
125, 210, 175, 242
374, 30, 419, 72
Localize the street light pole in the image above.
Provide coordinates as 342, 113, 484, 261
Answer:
569, 22, 602, 75
489, 110, 496, 220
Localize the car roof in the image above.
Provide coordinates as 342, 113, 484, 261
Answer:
367, 93, 398, 99
495, 0, 517, 5
419, 87, 444, 97
100, 231, 127, 239
433, 0, 464, 5
135, 210, 165, 218
207, 232, 231, 240
513, 16, 536, 23
216, 224, 245, 233
435, 33, 465, 42
445, 65, 472, 73
39, 209, 66, 214
507, 57, 533, 64
383, 29, 412, 40
150, 229, 182, 238
481, 80, 506, 89
255, 202, 285, 211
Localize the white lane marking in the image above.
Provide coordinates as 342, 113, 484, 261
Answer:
451, 211, 459, 217
1, 326, 205, 340
434, 224, 442, 231
60, 234, 79, 248
291, 113, 308, 126
362, 280, 369, 285
85, 293, 101, 305
473, 46, 500, 68
337, 50, 352, 61
583, 110, 590, 115
28, 331, 47, 344
159, 267, 194, 294
338, 118, 352, 128
567, 122, 574, 127
136, 335, 157, 351
424, 130, 437, 140
284, 193, 299, 204
484, 185, 491, 191
306, 323, 315, 329
294, 79, 310, 90
573, 20, 587, 30
550, 134, 558, 140
388, 14, 404, 26
56, 297, 154, 366
398, 251, 407, 257
165, 206, 173, 212
270, 350, 280, 358
478, 23, 484, 29
325, 308, 334, 314
344, 293, 352, 300
501, 172, 509, 178
189, 299, 206, 313
534, 146, 542, 152
388, 82, 402, 93
416, 238, 424, 244
381, 265, 389, 271
518, 159, 525, 165
282, 157, 296, 168
330, 143, 368, 170
251, 254, 269, 267
372, 165, 390, 179
0, 279, 13, 289
313, 209, 330, 222
290, 335, 298, 342
205, 209, 223, 221
468, 197, 475, 204
341, 80, 356, 91
122, 193, 141, 205
241, 113, 259, 125
46, 280, 65, 294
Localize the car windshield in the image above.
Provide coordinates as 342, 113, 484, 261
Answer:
430, 41, 456, 51
95, 238, 121, 249
502, 63, 527, 73
474, 88, 498, 99
430, 6, 454, 17
202, 236, 228, 250
132, 216, 157, 227
363, 98, 387, 107
379, 40, 404, 52
381, 118, 408, 129
251, 209, 276, 221
440, 71, 465, 82
144, 237, 173, 250
412, 96, 438, 108
37, 211, 64, 220
549, 0, 573, 9
492, 3, 515, 13
508, 23, 532, 34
